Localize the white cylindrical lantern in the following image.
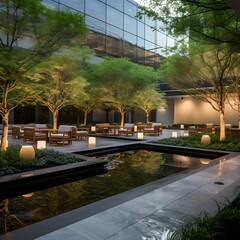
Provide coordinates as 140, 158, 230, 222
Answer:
88, 136, 96, 145
91, 126, 96, 132
172, 132, 177, 138
37, 140, 46, 149
200, 159, 210, 165
137, 132, 144, 139
201, 135, 211, 145
134, 125, 137, 132
19, 145, 35, 161
180, 124, 184, 129
183, 133, 189, 137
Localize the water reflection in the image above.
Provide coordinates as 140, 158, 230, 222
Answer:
0, 150, 207, 234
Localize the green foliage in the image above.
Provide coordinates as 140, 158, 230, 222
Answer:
0, 146, 85, 176
138, 0, 240, 49
169, 197, 240, 240
153, 134, 240, 152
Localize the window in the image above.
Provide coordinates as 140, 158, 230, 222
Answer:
124, 0, 137, 17
145, 25, 155, 43
86, 0, 106, 22
157, 32, 167, 47
42, 0, 58, 9
60, 0, 84, 13
86, 16, 106, 34
137, 21, 144, 38
124, 32, 136, 45
107, 6, 123, 29
167, 36, 175, 47
124, 15, 136, 34
107, 24, 123, 39
107, 0, 123, 11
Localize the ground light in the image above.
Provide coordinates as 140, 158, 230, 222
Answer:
19, 145, 35, 161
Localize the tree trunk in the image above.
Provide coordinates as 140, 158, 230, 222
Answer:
1, 112, 9, 151
238, 103, 240, 129
146, 112, 150, 123
53, 111, 58, 130
83, 111, 87, 126
120, 111, 125, 128
219, 112, 226, 141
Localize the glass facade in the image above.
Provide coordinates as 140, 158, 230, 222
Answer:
42, 0, 175, 68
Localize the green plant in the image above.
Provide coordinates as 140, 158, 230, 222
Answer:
0, 146, 85, 176
169, 197, 240, 240
153, 134, 240, 152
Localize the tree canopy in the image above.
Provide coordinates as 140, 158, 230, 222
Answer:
138, 0, 240, 49
0, 0, 88, 150
89, 57, 158, 126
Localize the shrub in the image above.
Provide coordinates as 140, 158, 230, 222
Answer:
0, 146, 85, 176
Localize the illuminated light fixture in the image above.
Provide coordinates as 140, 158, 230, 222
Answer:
91, 126, 96, 132
201, 135, 211, 145
37, 140, 46, 149
88, 136, 96, 146
183, 133, 189, 137
200, 159, 210, 165
21, 173, 34, 178
172, 132, 177, 138
19, 145, 35, 161
137, 132, 144, 139
134, 125, 138, 132
180, 124, 184, 129
22, 193, 34, 198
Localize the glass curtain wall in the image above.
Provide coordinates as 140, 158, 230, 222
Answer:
43, 0, 174, 68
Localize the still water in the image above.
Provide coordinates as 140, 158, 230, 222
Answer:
0, 149, 209, 234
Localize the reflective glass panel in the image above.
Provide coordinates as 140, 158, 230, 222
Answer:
86, 16, 106, 34
124, 0, 137, 17
107, 0, 123, 11
107, 24, 123, 39
157, 31, 167, 47
137, 21, 144, 38
107, 6, 123, 29
145, 25, 155, 43
124, 15, 137, 34
137, 37, 144, 48
106, 36, 123, 57
42, 0, 58, 9
60, 0, 84, 12
86, 0, 106, 22
167, 36, 175, 47
124, 32, 136, 45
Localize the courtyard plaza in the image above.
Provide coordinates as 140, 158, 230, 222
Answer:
1, 129, 240, 240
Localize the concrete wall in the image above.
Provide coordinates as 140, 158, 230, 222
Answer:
174, 96, 239, 126
156, 98, 174, 126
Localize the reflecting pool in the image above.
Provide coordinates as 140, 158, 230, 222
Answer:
0, 149, 210, 234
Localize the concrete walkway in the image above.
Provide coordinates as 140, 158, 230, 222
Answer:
1, 129, 240, 240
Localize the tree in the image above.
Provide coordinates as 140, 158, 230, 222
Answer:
228, 78, 240, 128
73, 86, 100, 126
29, 52, 88, 129
133, 85, 166, 122
138, 0, 240, 49
0, 0, 87, 150
159, 43, 240, 141
89, 57, 158, 127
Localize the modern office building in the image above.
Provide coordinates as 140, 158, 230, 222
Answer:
42, 0, 175, 69
10, 0, 239, 126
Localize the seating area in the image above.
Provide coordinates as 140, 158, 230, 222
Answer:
49, 125, 73, 146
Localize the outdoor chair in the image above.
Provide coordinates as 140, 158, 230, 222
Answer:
23, 127, 47, 143
12, 126, 24, 139
72, 127, 89, 140
49, 125, 73, 145
118, 123, 134, 136
143, 123, 162, 136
